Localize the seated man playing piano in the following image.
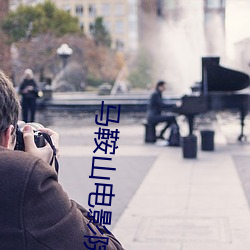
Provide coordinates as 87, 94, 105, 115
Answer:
146, 80, 178, 140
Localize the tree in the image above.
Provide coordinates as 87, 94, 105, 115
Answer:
13, 33, 121, 90
1, 0, 80, 43
91, 17, 112, 47
128, 49, 153, 89
0, 0, 12, 75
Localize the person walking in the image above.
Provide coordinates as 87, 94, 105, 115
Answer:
19, 69, 39, 122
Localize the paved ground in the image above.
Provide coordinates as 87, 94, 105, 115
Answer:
36, 108, 250, 249
36, 109, 154, 228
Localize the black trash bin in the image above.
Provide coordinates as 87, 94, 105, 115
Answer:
182, 135, 197, 159
144, 122, 156, 143
200, 130, 214, 151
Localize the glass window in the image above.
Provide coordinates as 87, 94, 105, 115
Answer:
116, 39, 124, 50
128, 20, 136, 32
115, 3, 125, 16
128, 3, 137, 16
102, 3, 111, 16
89, 22, 95, 33
103, 20, 112, 32
205, 0, 225, 9
164, 0, 177, 10
76, 5, 84, 16
115, 20, 124, 33
80, 22, 84, 32
89, 4, 97, 17
64, 5, 71, 13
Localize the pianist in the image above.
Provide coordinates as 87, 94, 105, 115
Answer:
146, 80, 178, 140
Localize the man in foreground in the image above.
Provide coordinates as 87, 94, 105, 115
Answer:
0, 70, 124, 249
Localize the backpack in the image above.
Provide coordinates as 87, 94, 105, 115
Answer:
168, 124, 181, 147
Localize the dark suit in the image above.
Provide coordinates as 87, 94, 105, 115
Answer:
0, 147, 124, 250
147, 89, 177, 138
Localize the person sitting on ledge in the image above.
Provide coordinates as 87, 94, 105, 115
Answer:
146, 80, 178, 140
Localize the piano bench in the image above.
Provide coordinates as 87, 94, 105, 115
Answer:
142, 120, 156, 143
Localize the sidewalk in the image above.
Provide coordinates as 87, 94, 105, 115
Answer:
112, 121, 250, 249
51, 111, 250, 250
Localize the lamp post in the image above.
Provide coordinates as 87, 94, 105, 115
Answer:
56, 43, 73, 68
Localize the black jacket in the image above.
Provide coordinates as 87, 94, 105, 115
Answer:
147, 90, 165, 117
19, 79, 38, 99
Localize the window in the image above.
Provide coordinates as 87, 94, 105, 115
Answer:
128, 3, 137, 16
205, 0, 225, 9
89, 22, 95, 33
115, 3, 125, 16
102, 3, 111, 16
89, 4, 96, 17
64, 5, 71, 13
115, 20, 124, 33
80, 22, 84, 32
164, 0, 177, 10
103, 21, 112, 32
116, 39, 124, 51
76, 5, 84, 16
128, 20, 137, 32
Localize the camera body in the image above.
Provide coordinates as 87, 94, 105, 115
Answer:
14, 123, 46, 151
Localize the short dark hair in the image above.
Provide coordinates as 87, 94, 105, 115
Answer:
0, 71, 20, 143
156, 81, 166, 90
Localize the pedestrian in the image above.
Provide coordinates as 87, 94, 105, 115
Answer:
0, 70, 124, 249
19, 69, 39, 122
147, 80, 178, 140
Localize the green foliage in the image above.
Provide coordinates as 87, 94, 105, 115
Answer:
91, 17, 111, 47
128, 50, 153, 89
1, 0, 80, 42
86, 73, 104, 87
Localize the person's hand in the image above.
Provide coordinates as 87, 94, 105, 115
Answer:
27, 86, 34, 90
22, 125, 59, 165
23, 86, 34, 93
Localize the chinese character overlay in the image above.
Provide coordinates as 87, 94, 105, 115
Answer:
83, 235, 109, 250
89, 157, 116, 180
88, 183, 115, 208
93, 127, 120, 154
84, 101, 121, 244
95, 101, 121, 126
88, 209, 112, 225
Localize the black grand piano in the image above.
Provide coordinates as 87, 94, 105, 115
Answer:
175, 57, 250, 141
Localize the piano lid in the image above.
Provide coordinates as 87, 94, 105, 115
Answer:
201, 57, 250, 92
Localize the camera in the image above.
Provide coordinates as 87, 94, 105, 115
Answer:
14, 122, 46, 151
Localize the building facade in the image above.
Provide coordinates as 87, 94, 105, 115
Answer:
10, 0, 138, 51
137, 0, 157, 42
9, 0, 44, 10
51, 0, 138, 51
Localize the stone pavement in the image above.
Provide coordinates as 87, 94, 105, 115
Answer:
43, 111, 250, 250
111, 118, 250, 249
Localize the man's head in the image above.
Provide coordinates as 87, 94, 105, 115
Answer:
0, 71, 20, 149
24, 69, 33, 79
156, 81, 166, 92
